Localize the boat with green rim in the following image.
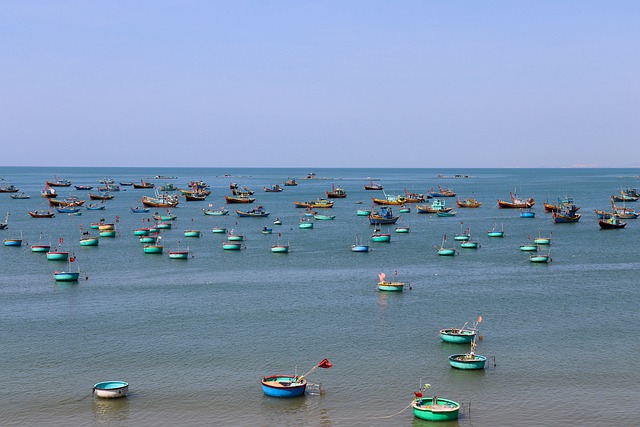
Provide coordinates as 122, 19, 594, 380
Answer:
454, 226, 471, 241
487, 223, 505, 237
133, 228, 150, 236
184, 230, 201, 238
227, 230, 244, 241
271, 243, 290, 253
411, 385, 460, 422
299, 218, 314, 229
371, 229, 391, 242
99, 230, 116, 237
46, 251, 69, 261
437, 235, 457, 256
139, 234, 158, 244
212, 226, 227, 234
395, 226, 410, 233
460, 240, 480, 249
530, 252, 551, 263
143, 245, 163, 254
356, 209, 371, 216
79, 236, 99, 246
448, 340, 487, 370
31, 244, 51, 253
156, 222, 172, 230
533, 229, 552, 245
202, 207, 229, 216
169, 250, 189, 259
377, 272, 406, 291
222, 241, 242, 250
54, 269, 80, 282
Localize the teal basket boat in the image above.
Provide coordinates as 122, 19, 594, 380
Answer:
412, 397, 460, 421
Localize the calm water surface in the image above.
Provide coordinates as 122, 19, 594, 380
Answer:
1, 167, 639, 426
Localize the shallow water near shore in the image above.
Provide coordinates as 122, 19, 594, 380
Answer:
1, 167, 639, 426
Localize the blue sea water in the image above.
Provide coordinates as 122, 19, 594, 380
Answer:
1, 167, 639, 426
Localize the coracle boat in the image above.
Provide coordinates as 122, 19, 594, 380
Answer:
533, 229, 552, 245
29, 210, 55, 218
395, 226, 410, 233
456, 197, 482, 208
437, 235, 457, 256
152, 212, 177, 221
54, 269, 80, 282
448, 339, 487, 370
299, 217, 314, 229
93, 381, 129, 398
487, 223, 505, 237
47, 251, 69, 261
368, 206, 399, 225
313, 213, 336, 220
519, 209, 535, 218
130, 206, 150, 213
236, 205, 270, 217
436, 210, 457, 217
222, 241, 243, 250
262, 358, 331, 398
498, 191, 535, 209
351, 236, 370, 252
371, 229, 391, 242
184, 230, 201, 237
326, 184, 347, 198
530, 252, 552, 263
412, 384, 460, 421
377, 272, 406, 291
79, 236, 99, 246
440, 316, 481, 343
31, 244, 51, 253
143, 244, 164, 254
599, 215, 626, 229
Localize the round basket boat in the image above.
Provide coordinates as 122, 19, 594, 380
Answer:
439, 328, 476, 344
93, 381, 129, 398
412, 397, 460, 421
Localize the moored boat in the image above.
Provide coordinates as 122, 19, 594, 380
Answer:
599, 215, 626, 229
351, 236, 370, 252
519, 208, 535, 218
9, 192, 30, 199
553, 206, 581, 223
437, 235, 457, 256
371, 229, 391, 242
262, 358, 331, 397
47, 251, 69, 261
326, 183, 347, 198
143, 244, 164, 254
203, 207, 229, 216
225, 195, 255, 204
93, 381, 129, 398
456, 197, 482, 208
411, 385, 460, 422
530, 252, 552, 263
130, 206, 151, 213
368, 206, 399, 225
448, 339, 487, 370
79, 236, 99, 246
184, 230, 201, 237
377, 272, 406, 291
364, 180, 383, 190
222, 241, 243, 250
236, 205, 270, 217
54, 270, 80, 282
416, 199, 451, 214
498, 191, 535, 209
29, 210, 55, 218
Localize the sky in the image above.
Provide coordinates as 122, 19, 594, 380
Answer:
2, 1, 639, 168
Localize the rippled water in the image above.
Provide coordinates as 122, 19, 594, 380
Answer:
1, 167, 639, 426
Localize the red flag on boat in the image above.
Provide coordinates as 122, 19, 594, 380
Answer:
59, 237, 63, 244
414, 391, 423, 398
69, 257, 75, 262
318, 358, 332, 369
478, 315, 483, 323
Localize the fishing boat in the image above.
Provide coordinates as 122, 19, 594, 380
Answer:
404, 189, 426, 203
530, 252, 552, 263
3, 230, 22, 246
139, 234, 158, 244
437, 235, 457, 256
98, 229, 115, 237
543, 196, 579, 213
294, 199, 334, 209
427, 185, 457, 198
236, 206, 270, 217
133, 228, 150, 236
372, 191, 406, 205
440, 324, 478, 344
271, 236, 290, 253
284, 178, 298, 186
520, 242, 539, 251
56, 206, 82, 214
227, 230, 244, 241
29, 210, 55, 218
460, 240, 480, 249
47, 250, 69, 261
98, 223, 115, 231
133, 180, 154, 189
261, 226, 273, 234
264, 184, 283, 192
351, 236, 370, 252
130, 206, 150, 213
273, 218, 282, 226
599, 215, 626, 229
0, 212, 8, 229
0, 183, 19, 193
54, 269, 80, 282
86, 203, 106, 210
89, 192, 114, 201
202, 207, 229, 216
533, 229, 552, 245
143, 244, 164, 254
326, 184, 347, 198
453, 226, 471, 241
377, 272, 406, 291
31, 241, 51, 253
142, 192, 179, 208
553, 206, 581, 223
184, 230, 201, 237
225, 195, 255, 204
371, 228, 391, 242
262, 358, 331, 397
456, 197, 482, 208
498, 191, 535, 208
416, 199, 452, 214
184, 192, 208, 201
46, 177, 72, 187
436, 210, 457, 217
93, 381, 129, 398
610, 198, 639, 219
299, 217, 314, 229
169, 242, 190, 259
364, 180, 383, 190
48, 196, 85, 207
448, 339, 487, 370
41, 185, 57, 198
156, 222, 172, 230
398, 206, 411, 213
10, 192, 30, 199
395, 226, 410, 233
368, 206, 399, 225
519, 209, 535, 218
74, 185, 93, 191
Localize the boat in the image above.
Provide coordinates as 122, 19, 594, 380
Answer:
46, 177, 72, 187
294, 199, 334, 209
519, 208, 535, 218
89, 192, 114, 200
143, 244, 164, 254
326, 184, 347, 198
184, 230, 201, 237
261, 358, 331, 397
612, 190, 639, 202
454, 226, 471, 241
427, 185, 457, 198
0, 183, 19, 193
368, 206, 399, 225
351, 236, 370, 252
440, 318, 480, 343
416, 199, 452, 214
79, 235, 99, 246
364, 180, 383, 190
227, 230, 244, 241
553, 205, 581, 223
271, 236, 290, 253
299, 217, 314, 229
543, 196, 579, 213
29, 210, 55, 218
236, 206, 270, 217
456, 197, 482, 208
41, 185, 57, 198
74, 185, 93, 191
498, 191, 535, 208
152, 212, 177, 221
98, 223, 115, 231
9, 192, 30, 199
371, 228, 391, 242
264, 184, 283, 192
283, 178, 298, 186
133, 228, 150, 236
93, 381, 129, 398
520, 243, 539, 251
599, 215, 626, 229
0, 212, 8, 229
533, 229, 552, 245
313, 213, 336, 220
225, 195, 255, 204
139, 234, 159, 244
156, 222, 172, 230
86, 203, 106, 210
142, 192, 179, 208
222, 241, 243, 250
395, 226, 410, 233
3, 230, 22, 246
169, 242, 190, 259
377, 272, 406, 291
404, 189, 426, 203
185, 192, 208, 201
202, 207, 229, 216
411, 384, 460, 421
448, 339, 487, 370
133, 180, 154, 189
130, 206, 150, 213
158, 183, 178, 192
530, 252, 552, 263
487, 223, 505, 237
211, 226, 227, 234
437, 235, 457, 256
46, 250, 69, 261
56, 206, 81, 214
372, 191, 406, 205
594, 209, 612, 220
97, 184, 120, 192
31, 243, 51, 253
398, 206, 411, 213
610, 198, 639, 219
436, 210, 457, 217
120, 182, 134, 186
48, 196, 85, 207
54, 269, 81, 282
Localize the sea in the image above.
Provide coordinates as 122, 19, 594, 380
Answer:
1, 167, 639, 427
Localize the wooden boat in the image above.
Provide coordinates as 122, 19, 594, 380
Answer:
454, 227, 470, 241
326, 184, 347, 198
377, 272, 406, 291
98, 223, 115, 231
412, 396, 460, 422
553, 206, 581, 223
371, 229, 391, 242
3, 231, 23, 246
143, 244, 164, 254
203, 207, 229, 216
225, 195, 255, 204
130, 206, 150, 213
294, 199, 334, 209
29, 210, 55, 218
227, 230, 244, 241
10, 192, 30, 199
74, 185, 93, 191
264, 184, 283, 192
236, 206, 270, 217
610, 199, 638, 219
139, 234, 158, 244
283, 178, 298, 186
133, 180, 154, 189
185, 192, 208, 201
41, 185, 57, 198
599, 215, 626, 229
156, 222, 172, 230
594, 209, 612, 220
49, 197, 85, 207
184, 230, 201, 237
79, 236, 99, 246
372, 192, 406, 205
398, 206, 411, 213
612, 192, 639, 202
158, 183, 178, 191
456, 197, 482, 208
133, 228, 151, 236
0, 183, 19, 193
142, 193, 179, 208
416, 199, 452, 214
89, 192, 114, 200
427, 185, 456, 198
93, 381, 129, 398
519, 209, 535, 218
436, 210, 457, 217
169, 250, 190, 259
262, 358, 331, 397
368, 206, 399, 225
448, 340, 486, 370
543, 197, 579, 213
404, 189, 425, 203
498, 191, 535, 208
46, 177, 72, 187
364, 180, 383, 190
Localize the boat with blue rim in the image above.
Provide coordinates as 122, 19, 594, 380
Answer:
262, 359, 331, 397
93, 381, 129, 398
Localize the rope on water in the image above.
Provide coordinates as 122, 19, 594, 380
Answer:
367, 403, 412, 419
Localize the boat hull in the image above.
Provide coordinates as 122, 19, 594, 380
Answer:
412, 398, 460, 421
351, 245, 370, 252
222, 242, 242, 250
448, 354, 487, 370
31, 244, 51, 253
47, 252, 69, 261
169, 251, 189, 259
371, 234, 391, 242
440, 329, 477, 343
261, 376, 306, 398
378, 281, 405, 291
79, 237, 99, 246
530, 255, 551, 263
4, 239, 23, 246
271, 245, 290, 253
93, 381, 129, 398
143, 245, 163, 254
438, 249, 457, 256
54, 271, 80, 282
184, 230, 201, 237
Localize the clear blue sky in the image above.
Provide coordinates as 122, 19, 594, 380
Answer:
2, 1, 639, 168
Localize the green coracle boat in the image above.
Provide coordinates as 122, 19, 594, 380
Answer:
143, 245, 163, 254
